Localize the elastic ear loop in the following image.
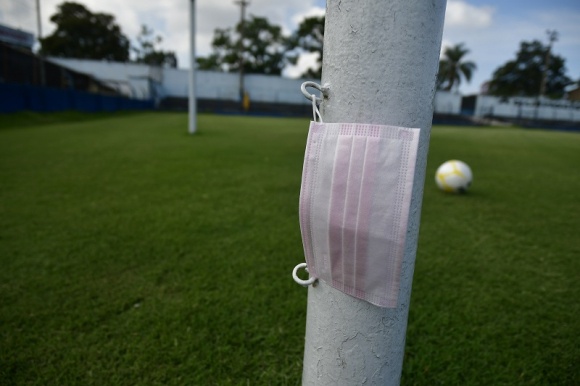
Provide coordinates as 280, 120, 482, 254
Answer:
312, 96, 323, 123
294, 82, 327, 288
301, 81, 328, 123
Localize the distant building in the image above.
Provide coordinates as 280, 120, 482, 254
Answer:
0, 41, 119, 95
567, 86, 580, 101
479, 81, 490, 95
0, 24, 34, 51
464, 94, 580, 122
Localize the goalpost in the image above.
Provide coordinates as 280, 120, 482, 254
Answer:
188, 0, 197, 134
299, 0, 447, 384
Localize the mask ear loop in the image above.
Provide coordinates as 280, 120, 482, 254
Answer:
301, 81, 329, 123
312, 97, 323, 123
293, 81, 329, 288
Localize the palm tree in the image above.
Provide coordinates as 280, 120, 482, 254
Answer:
438, 43, 477, 91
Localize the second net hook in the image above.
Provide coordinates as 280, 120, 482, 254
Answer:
301, 81, 329, 104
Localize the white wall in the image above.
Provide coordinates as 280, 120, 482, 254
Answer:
162, 68, 189, 97
44, 58, 580, 122
165, 69, 460, 109
163, 68, 313, 105
245, 74, 313, 104
49, 59, 315, 104
474, 95, 580, 122
164, 69, 239, 100
433, 91, 462, 114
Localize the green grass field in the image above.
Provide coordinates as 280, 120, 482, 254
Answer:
0, 112, 578, 385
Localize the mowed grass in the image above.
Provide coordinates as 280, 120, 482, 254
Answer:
0, 112, 578, 385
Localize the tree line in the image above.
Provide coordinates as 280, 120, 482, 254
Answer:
39, 2, 178, 67
40, 1, 575, 99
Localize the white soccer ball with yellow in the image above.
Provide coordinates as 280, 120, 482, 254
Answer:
435, 160, 473, 193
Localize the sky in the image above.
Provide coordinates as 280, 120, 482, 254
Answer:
1, 0, 579, 95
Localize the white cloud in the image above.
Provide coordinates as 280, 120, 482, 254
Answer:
291, 6, 325, 27
442, 5, 580, 94
445, 0, 495, 28
283, 51, 319, 79
0, 1, 36, 32
0, 0, 321, 68
440, 38, 453, 58
1, 0, 578, 95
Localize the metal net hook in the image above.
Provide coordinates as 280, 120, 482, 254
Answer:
292, 263, 317, 287
300, 81, 329, 122
301, 81, 329, 103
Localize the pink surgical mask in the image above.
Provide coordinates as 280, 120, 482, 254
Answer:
298, 120, 420, 308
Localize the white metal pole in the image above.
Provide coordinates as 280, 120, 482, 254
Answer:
301, 1, 447, 384
235, 0, 249, 104
188, 0, 197, 134
36, 0, 46, 86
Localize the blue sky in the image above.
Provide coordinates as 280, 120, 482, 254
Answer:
1, 0, 578, 95
436, 0, 580, 93
313, 0, 579, 94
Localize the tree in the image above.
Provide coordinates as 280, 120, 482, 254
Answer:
197, 15, 289, 75
196, 55, 221, 71
132, 25, 177, 68
437, 43, 476, 91
197, 28, 238, 72
287, 16, 325, 78
39, 1, 130, 61
488, 39, 572, 98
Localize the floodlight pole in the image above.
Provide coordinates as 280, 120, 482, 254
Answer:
188, 0, 197, 134
235, 0, 250, 106
35, 0, 46, 86
539, 29, 558, 98
301, 1, 446, 384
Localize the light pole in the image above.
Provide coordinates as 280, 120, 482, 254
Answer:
234, 0, 249, 108
35, 0, 46, 86
539, 30, 558, 98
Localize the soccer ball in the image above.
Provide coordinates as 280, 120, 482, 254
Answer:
435, 160, 473, 193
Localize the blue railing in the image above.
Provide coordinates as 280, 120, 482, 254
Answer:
0, 83, 154, 113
